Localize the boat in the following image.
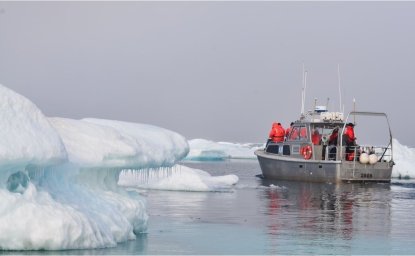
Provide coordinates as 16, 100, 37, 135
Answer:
255, 107, 394, 183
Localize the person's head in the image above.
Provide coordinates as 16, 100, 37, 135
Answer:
290, 122, 294, 126
347, 122, 355, 127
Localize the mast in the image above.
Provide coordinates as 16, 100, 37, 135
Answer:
302, 70, 308, 118
301, 64, 305, 117
353, 98, 356, 124
337, 64, 342, 113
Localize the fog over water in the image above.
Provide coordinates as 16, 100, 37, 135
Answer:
0, 2, 413, 145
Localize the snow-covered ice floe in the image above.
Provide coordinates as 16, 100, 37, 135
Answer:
185, 139, 263, 160
0, 84, 238, 250
119, 165, 238, 192
392, 139, 415, 179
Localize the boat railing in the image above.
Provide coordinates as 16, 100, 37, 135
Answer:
340, 111, 393, 162
324, 145, 339, 161
340, 145, 393, 162
264, 142, 392, 163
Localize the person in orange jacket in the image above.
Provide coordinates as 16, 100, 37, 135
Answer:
311, 129, 321, 145
300, 127, 307, 139
269, 122, 285, 143
344, 123, 356, 146
329, 127, 339, 145
285, 122, 294, 138
326, 126, 340, 160
343, 123, 357, 161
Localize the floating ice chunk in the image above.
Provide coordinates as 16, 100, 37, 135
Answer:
267, 184, 286, 190
185, 139, 263, 160
119, 165, 239, 192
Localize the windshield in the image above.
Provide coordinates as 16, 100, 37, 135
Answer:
287, 125, 308, 141
311, 124, 343, 145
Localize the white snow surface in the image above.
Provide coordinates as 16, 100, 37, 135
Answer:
0, 84, 191, 250
49, 117, 188, 168
0, 85, 67, 169
119, 165, 239, 192
84, 118, 189, 168
185, 139, 263, 160
392, 139, 415, 179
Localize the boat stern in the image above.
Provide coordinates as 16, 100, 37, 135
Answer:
340, 161, 393, 182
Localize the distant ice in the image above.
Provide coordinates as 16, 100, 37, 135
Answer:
185, 139, 263, 160
392, 139, 415, 179
119, 165, 238, 192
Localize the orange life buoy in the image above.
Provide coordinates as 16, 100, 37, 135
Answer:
300, 145, 312, 160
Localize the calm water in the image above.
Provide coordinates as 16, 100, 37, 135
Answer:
6, 160, 415, 254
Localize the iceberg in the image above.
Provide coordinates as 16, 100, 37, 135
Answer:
0, 84, 190, 250
185, 139, 263, 160
392, 139, 415, 179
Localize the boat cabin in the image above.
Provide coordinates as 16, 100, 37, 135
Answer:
266, 121, 345, 161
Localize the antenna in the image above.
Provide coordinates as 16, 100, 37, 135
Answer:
301, 64, 305, 116
353, 98, 356, 124
302, 70, 308, 115
337, 64, 342, 113
326, 97, 330, 110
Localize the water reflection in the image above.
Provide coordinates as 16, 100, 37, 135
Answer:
259, 180, 392, 254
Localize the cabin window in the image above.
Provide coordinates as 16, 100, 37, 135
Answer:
283, 145, 290, 155
311, 127, 323, 145
299, 126, 308, 140
287, 126, 308, 141
266, 144, 279, 154
312, 125, 341, 146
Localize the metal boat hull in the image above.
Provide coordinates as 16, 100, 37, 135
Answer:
255, 149, 392, 183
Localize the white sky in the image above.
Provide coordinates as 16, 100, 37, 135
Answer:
0, 2, 413, 145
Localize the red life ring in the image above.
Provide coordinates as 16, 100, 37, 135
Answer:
301, 145, 312, 160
